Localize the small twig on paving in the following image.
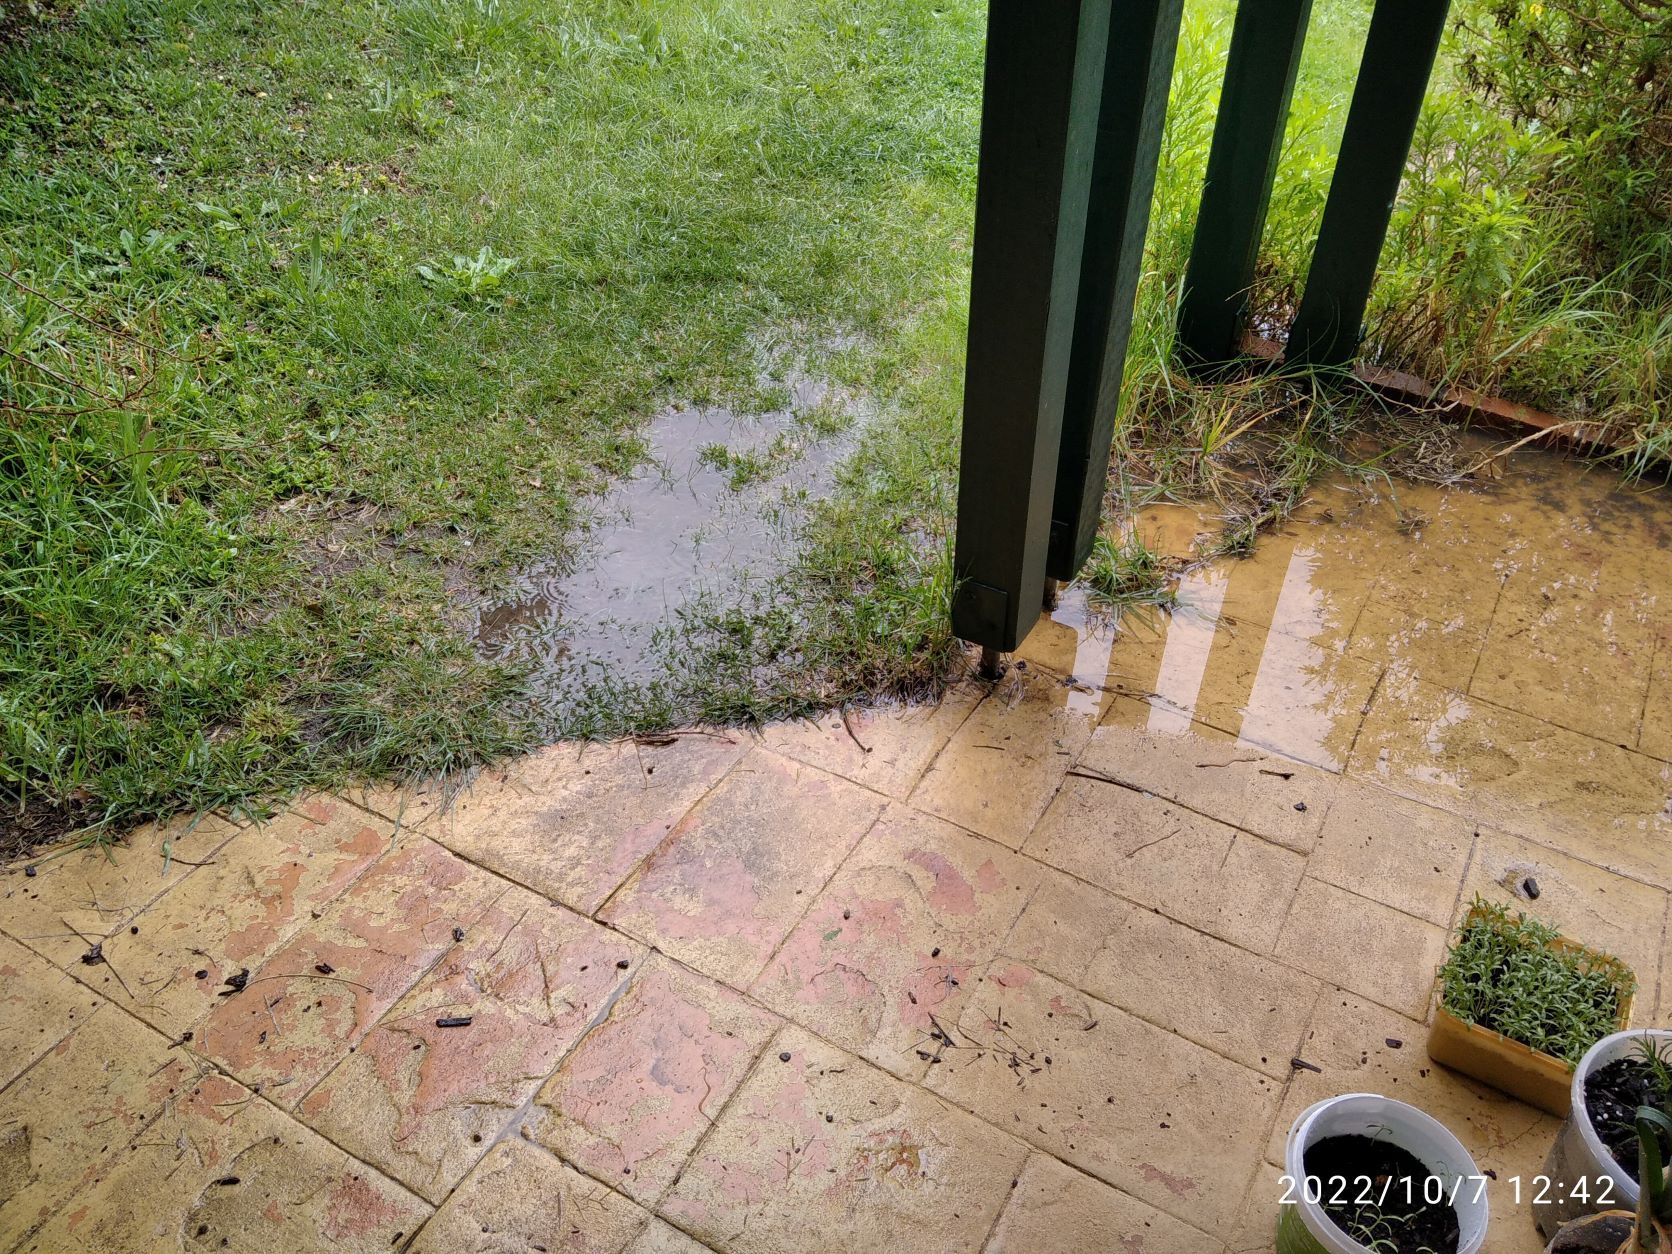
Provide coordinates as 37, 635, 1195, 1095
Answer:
243, 972, 373, 993
1124, 827, 1180, 860
839, 707, 871, 754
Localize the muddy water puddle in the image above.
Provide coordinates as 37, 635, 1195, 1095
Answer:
474, 379, 856, 706
1022, 437, 1671, 789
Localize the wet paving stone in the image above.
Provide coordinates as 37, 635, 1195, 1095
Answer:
76, 797, 393, 1036
18, 1069, 428, 1253
0, 1007, 191, 1247
0, 809, 240, 971
760, 687, 982, 801
600, 750, 883, 987
661, 1026, 1026, 1254
194, 837, 512, 1100
984, 1152, 1216, 1254
529, 954, 779, 1206
911, 665, 1105, 849
1023, 774, 1304, 953
378, 733, 750, 916
300, 888, 645, 1203
0, 935, 101, 1093
751, 806, 1041, 1080
925, 961, 1279, 1239
1272, 877, 1449, 1019
1008, 871, 1320, 1081
1347, 672, 1672, 887
1305, 780, 1476, 926
409, 1139, 649, 1253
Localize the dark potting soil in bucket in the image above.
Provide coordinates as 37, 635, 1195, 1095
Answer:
1584, 1056, 1670, 1184
1302, 1135, 1461, 1254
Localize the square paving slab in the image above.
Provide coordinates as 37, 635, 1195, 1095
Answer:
2, 439, 1669, 1251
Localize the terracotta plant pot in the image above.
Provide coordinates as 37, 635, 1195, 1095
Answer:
1544, 1211, 1669, 1254
1427, 905, 1635, 1117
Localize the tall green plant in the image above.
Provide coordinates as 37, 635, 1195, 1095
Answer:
1633, 1107, 1672, 1252
1454, 0, 1671, 279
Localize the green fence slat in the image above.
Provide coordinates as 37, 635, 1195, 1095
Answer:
1287, 0, 1452, 367
1048, 0, 1186, 582
1177, 0, 1314, 368
951, 0, 1113, 652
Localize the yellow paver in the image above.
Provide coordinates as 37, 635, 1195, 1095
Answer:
2, 442, 1668, 1252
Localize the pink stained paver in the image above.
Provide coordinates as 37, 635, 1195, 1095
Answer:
300, 889, 646, 1202
194, 836, 512, 1100
600, 749, 885, 986
77, 795, 393, 1035
751, 804, 1041, 1079
529, 953, 780, 1205
660, 1026, 1027, 1254
389, 732, 749, 914
17, 1070, 429, 1253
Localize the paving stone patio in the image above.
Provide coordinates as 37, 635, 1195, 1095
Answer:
3, 444, 1670, 1252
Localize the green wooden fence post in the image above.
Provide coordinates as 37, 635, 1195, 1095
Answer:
951, 0, 1112, 658
1287, 0, 1451, 368
1177, 0, 1314, 368
1047, 0, 1186, 582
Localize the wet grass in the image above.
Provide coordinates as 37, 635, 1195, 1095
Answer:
4, 0, 1664, 839
1, 0, 983, 835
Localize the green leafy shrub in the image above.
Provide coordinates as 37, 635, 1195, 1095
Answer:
1439, 897, 1635, 1066
1454, 0, 1671, 278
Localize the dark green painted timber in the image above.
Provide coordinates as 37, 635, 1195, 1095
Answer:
950, 0, 1112, 652
1047, 0, 1186, 581
1287, 0, 1452, 366
1176, 0, 1313, 367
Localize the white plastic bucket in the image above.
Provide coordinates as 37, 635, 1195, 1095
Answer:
1277, 1093, 1489, 1254
1538, 1028, 1672, 1237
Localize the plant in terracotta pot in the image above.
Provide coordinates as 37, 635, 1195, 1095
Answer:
1428, 898, 1635, 1115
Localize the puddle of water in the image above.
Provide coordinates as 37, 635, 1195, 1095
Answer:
475, 376, 857, 706
1030, 434, 1671, 775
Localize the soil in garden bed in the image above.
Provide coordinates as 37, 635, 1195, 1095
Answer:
1303, 1135, 1462, 1254
1585, 1056, 1671, 1185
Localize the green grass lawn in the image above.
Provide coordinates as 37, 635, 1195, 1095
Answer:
3, 0, 1663, 842
1, 0, 993, 838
